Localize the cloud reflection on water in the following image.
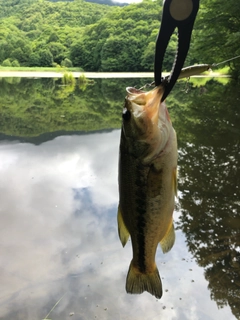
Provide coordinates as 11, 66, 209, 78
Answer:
0, 131, 233, 319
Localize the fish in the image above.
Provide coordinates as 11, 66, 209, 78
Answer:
117, 85, 178, 299
173, 64, 212, 80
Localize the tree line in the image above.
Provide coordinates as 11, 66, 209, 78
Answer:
0, 0, 239, 76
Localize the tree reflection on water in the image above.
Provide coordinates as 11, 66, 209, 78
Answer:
171, 80, 240, 319
0, 76, 239, 318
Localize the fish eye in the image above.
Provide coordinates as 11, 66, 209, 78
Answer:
122, 108, 131, 121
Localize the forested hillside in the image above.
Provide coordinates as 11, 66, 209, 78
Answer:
0, 0, 239, 75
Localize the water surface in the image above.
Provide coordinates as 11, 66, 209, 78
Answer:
0, 77, 239, 319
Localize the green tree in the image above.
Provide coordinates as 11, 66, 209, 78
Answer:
11, 59, 20, 67
170, 80, 240, 319
1, 0, 239, 75
29, 52, 41, 66
39, 49, 53, 67
101, 35, 142, 71
11, 45, 32, 64
70, 39, 96, 70
61, 58, 73, 68
190, 0, 240, 76
47, 42, 67, 64
2, 58, 12, 66
47, 32, 59, 43
141, 41, 155, 71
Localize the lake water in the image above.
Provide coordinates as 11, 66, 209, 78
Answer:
0, 76, 239, 320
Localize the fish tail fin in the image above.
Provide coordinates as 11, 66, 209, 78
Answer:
125, 261, 162, 299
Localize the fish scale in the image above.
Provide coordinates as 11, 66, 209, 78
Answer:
135, 164, 147, 273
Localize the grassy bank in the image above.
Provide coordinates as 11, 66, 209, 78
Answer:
216, 66, 230, 74
0, 66, 230, 75
0, 66, 84, 72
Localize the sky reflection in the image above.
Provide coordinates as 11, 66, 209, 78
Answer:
0, 131, 234, 320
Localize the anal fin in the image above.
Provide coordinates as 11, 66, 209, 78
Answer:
117, 205, 129, 247
159, 222, 175, 253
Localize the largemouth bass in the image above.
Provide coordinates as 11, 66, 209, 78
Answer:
118, 85, 177, 299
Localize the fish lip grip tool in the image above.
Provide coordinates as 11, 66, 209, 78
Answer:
154, 0, 200, 102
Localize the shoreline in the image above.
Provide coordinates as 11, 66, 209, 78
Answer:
0, 71, 154, 79
0, 71, 229, 79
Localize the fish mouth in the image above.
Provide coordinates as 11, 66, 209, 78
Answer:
125, 86, 165, 124
126, 87, 144, 95
126, 87, 146, 111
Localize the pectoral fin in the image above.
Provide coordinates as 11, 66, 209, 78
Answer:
159, 222, 175, 253
117, 206, 129, 247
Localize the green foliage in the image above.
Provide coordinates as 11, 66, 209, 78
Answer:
79, 73, 87, 84
29, 52, 41, 66
62, 72, 76, 85
38, 48, 54, 66
0, 23, 32, 64
47, 32, 59, 43
0, 0, 239, 75
168, 78, 240, 319
0, 76, 234, 139
0, 0, 162, 70
11, 59, 20, 67
2, 59, 12, 67
0, 77, 131, 136
0, 0, 112, 67
47, 42, 67, 64
61, 58, 72, 68
141, 41, 155, 71
79, 73, 87, 91
189, 0, 240, 76
70, 39, 94, 70
101, 35, 142, 71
